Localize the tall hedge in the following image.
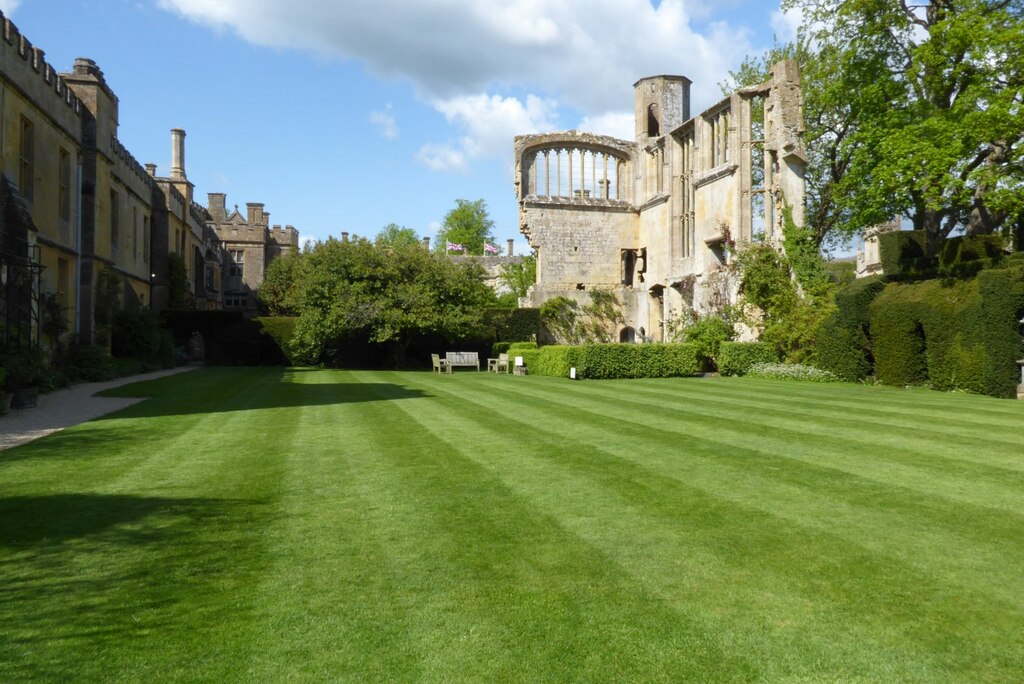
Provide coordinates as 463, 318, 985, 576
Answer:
878, 230, 1005, 280
815, 276, 886, 381
868, 266, 1024, 396
485, 308, 540, 343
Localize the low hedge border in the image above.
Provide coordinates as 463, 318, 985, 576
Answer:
718, 342, 778, 376
515, 343, 701, 379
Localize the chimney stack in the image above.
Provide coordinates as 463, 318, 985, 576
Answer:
207, 193, 226, 221
341, 232, 349, 242
145, 163, 157, 177
507, 239, 515, 257
422, 236, 431, 251
170, 128, 186, 181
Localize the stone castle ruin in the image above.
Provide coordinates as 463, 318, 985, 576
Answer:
515, 61, 806, 342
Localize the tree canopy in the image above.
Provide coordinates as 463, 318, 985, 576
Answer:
260, 237, 496, 366
434, 199, 496, 254
498, 253, 537, 300
375, 223, 422, 249
733, 0, 1024, 252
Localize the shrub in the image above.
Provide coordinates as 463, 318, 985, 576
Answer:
485, 308, 540, 343
491, 341, 512, 358
508, 341, 538, 351
112, 308, 171, 369
514, 348, 542, 372
746, 363, 838, 383
524, 343, 700, 379
535, 345, 579, 377
718, 342, 778, 376
682, 316, 734, 370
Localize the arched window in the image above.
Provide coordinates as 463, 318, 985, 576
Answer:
647, 104, 660, 137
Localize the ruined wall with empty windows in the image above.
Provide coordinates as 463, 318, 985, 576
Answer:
515, 60, 807, 342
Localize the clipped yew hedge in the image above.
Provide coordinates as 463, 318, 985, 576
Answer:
867, 266, 1024, 397
815, 276, 886, 381
718, 342, 778, 376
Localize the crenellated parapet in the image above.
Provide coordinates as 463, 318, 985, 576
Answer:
0, 10, 83, 136
110, 133, 155, 190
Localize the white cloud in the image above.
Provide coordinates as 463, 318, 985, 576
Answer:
770, 7, 802, 42
0, 0, 20, 13
369, 104, 398, 140
416, 143, 467, 173
157, 0, 753, 116
577, 112, 635, 141
419, 93, 557, 171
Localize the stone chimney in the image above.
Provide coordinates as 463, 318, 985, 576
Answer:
170, 128, 186, 181
341, 232, 349, 242
207, 193, 226, 222
246, 202, 264, 225
145, 163, 157, 177
507, 239, 514, 257
422, 236, 431, 251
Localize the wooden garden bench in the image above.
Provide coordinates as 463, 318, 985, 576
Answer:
445, 351, 480, 371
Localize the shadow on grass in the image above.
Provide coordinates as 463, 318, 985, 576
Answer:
94, 366, 431, 419
0, 492, 267, 679
0, 493, 230, 546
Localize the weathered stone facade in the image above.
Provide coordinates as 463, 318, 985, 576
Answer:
207, 194, 299, 314
515, 61, 807, 342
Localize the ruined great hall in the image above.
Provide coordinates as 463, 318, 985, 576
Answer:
515, 61, 806, 342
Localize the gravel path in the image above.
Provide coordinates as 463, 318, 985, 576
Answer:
0, 366, 198, 451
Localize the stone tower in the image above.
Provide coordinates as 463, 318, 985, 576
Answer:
633, 75, 691, 143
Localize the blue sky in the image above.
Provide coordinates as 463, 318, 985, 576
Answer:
1, 0, 798, 252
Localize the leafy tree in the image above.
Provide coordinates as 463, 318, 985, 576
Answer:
259, 251, 304, 316
778, 0, 1024, 253
288, 237, 495, 366
498, 253, 537, 300
434, 199, 495, 254
375, 223, 422, 249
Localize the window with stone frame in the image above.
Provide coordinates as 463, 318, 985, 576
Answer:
229, 249, 244, 278
19, 116, 34, 201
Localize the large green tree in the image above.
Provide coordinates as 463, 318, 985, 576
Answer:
498, 253, 537, 300
287, 237, 495, 366
434, 199, 496, 254
375, 223, 422, 249
779, 0, 1024, 253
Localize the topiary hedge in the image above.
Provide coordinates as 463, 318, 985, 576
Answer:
718, 342, 778, 376
484, 308, 540, 343
879, 230, 1006, 280
815, 275, 886, 381
867, 266, 1024, 396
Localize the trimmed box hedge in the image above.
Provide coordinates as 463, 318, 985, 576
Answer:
718, 342, 778, 376
517, 343, 700, 379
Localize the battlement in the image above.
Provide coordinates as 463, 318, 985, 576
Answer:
110, 133, 154, 187
0, 10, 83, 119
189, 200, 209, 226
269, 224, 299, 248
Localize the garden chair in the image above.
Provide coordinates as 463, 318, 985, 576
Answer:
431, 354, 451, 374
487, 353, 509, 373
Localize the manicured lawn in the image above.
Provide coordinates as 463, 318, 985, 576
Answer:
2, 367, 1023, 681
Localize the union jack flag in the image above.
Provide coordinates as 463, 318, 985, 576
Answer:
446, 241, 464, 252
483, 242, 499, 254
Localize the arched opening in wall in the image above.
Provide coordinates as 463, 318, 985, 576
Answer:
621, 249, 637, 287
620, 326, 636, 343
533, 148, 622, 201
187, 330, 206, 362
647, 104, 660, 137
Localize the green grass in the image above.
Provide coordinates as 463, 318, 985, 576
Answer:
2, 367, 1023, 682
